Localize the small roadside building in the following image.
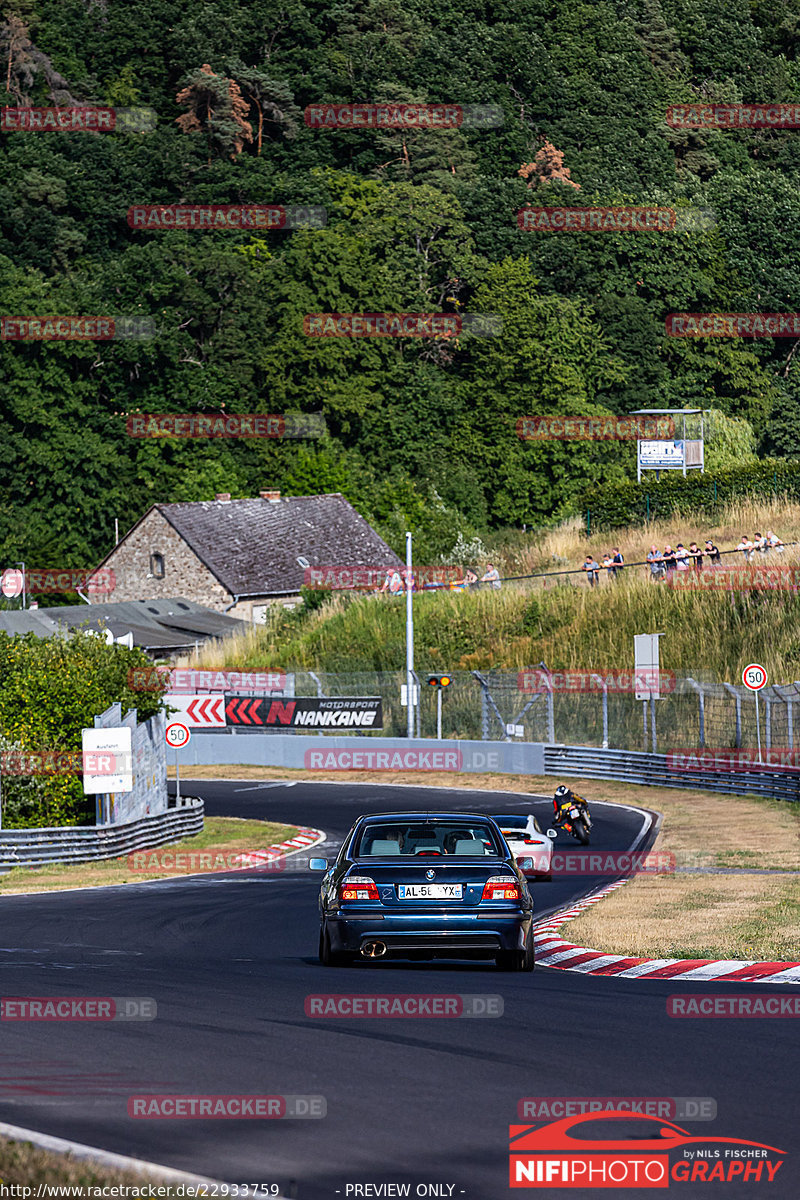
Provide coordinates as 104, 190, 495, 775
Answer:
94, 491, 402, 621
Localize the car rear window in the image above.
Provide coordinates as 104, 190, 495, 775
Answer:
356, 822, 503, 857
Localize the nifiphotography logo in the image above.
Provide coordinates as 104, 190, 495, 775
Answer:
509, 1112, 786, 1187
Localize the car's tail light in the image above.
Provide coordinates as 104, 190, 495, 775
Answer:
339, 876, 380, 902
481, 876, 522, 902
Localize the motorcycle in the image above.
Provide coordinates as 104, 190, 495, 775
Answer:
548, 799, 592, 845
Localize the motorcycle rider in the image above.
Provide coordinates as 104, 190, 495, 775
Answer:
552, 784, 590, 825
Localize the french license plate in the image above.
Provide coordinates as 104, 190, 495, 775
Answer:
397, 884, 463, 899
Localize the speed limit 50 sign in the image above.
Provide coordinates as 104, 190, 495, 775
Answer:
742, 663, 768, 691
165, 721, 191, 749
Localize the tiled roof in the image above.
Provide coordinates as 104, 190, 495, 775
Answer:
0, 599, 245, 653
156, 493, 402, 595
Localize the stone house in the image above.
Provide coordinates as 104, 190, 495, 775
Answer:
95, 491, 403, 621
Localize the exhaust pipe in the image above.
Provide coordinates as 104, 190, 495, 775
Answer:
361, 940, 387, 958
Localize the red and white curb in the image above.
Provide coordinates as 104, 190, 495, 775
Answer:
534, 878, 800, 985
232, 825, 324, 867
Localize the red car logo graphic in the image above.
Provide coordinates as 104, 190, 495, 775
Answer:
510, 1112, 786, 1188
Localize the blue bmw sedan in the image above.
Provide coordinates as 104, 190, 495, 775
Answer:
310, 811, 535, 971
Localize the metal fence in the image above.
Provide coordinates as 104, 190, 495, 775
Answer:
0, 800, 204, 867
544, 745, 800, 804
219, 669, 799, 756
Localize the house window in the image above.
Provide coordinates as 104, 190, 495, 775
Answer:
150, 553, 165, 579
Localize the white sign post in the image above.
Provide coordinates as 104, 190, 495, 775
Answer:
82, 726, 133, 826
634, 633, 664, 753
742, 664, 768, 764
166, 721, 191, 805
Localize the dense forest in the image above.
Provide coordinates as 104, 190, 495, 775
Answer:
3, 0, 800, 568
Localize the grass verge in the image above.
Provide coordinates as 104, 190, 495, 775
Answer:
0, 816, 299, 894
0, 1136, 206, 1193
175, 765, 800, 960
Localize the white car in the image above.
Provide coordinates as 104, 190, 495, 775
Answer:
493, 812, 555, 881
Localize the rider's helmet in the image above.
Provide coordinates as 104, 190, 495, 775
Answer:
555, 785, 570, 798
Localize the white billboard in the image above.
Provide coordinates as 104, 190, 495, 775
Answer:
638, 440, 685, 469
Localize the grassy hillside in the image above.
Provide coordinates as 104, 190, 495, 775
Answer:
191, 498, 800, 685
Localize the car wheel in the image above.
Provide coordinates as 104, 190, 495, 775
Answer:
520, 931, 535, 973
319, 924, 350, 967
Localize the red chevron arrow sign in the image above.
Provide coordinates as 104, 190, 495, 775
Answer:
164, 694, 226, 727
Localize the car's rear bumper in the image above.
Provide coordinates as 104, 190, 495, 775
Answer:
327, 911, 532, 957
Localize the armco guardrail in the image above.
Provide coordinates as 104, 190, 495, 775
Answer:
544, 745, 800, 804
0, 800, 204, 867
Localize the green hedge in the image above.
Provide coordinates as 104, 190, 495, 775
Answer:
0, 632, 166, 828
580, 460, 800, 531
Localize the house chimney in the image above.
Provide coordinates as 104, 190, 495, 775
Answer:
260, 489, 281, 502
215, 492, 231, 502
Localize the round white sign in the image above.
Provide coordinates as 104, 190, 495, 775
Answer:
742, 663, 768, 691
1, 569, 24, 598
165, 721, 191, 749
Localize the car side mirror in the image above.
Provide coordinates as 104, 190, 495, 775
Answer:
546, 829, 558, 840
309, 857, 328, 870
517, 857, 535, 872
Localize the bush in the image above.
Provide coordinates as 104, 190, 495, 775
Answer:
580, 460, 800, 531
0, 631, 166, 828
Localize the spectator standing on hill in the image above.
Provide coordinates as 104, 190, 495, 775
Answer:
705, 539, 721, 564
662, 544, 677, 574
688, 542, 703, 569
381, 567, 403, 594
601, 553, 613, 579
675, 544, 689, 571
753, 532, 768, 555
766, 530, 784, 553
647, 544, 665, 580
481, 563, 501, 589
582, 555, 600, 587
611, 547, 624, 579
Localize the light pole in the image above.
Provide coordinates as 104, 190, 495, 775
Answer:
405, 532, 414, 739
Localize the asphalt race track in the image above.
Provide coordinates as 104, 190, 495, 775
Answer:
1, 780, 798, 1198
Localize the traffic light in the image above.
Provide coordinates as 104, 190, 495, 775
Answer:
427, 674, 451, 688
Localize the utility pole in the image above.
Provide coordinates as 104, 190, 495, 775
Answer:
405, 532, 414, 739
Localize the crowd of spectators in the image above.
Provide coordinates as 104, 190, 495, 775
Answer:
374, 530, 790, 596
